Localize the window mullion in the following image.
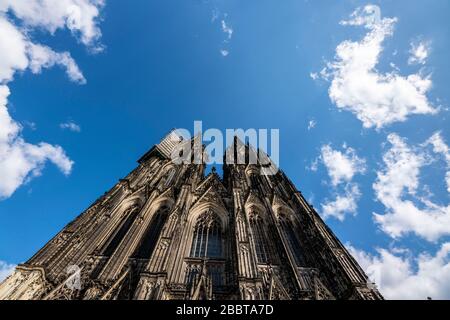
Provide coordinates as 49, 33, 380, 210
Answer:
205, 225, 210, 258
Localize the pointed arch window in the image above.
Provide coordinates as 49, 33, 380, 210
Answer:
134, 205, 170, 259
249, 213, 270, 264
101, 205, 140, 256
280, 214, 306, 266
190, 211, 222, 259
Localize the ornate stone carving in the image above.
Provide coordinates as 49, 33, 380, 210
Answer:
0, 131, 382, 300
0, 269, 47, 300
83, 285, 104, 300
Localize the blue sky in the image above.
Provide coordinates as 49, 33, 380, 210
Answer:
0, 0, 449, 299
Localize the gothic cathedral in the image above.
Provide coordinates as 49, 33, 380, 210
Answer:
0, 131, 382, 300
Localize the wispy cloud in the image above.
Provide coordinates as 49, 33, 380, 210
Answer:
219, 17, 233, 56
211, 8, 219, 23
211, 9, 233, 57
29, 44, 86, 84
221, 19, 233, 41
409, 41, 430, 65
23, 121, 37, 131
60, 121, 81, 133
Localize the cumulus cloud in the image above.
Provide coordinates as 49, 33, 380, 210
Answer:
60, 121, 81, 132
0, 16, 28, 82
348, 243, 450, 300
373, 133, 450, 242
0, 86, 73, 199
409, 41, 430, 65
0, 260, 16, 282
322, 184, 361, 221
314, 144, 366, 221
315, 4, 437, 129
0, 0, 104, 200
320, 144, 366, 186
0, 0, 104, 49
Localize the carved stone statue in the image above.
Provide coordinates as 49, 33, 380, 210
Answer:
0, 130, 382, 300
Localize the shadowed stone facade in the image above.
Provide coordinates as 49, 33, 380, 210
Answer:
0, 131, 382, 300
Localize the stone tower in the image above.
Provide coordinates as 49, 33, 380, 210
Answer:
0, 131, 382, 300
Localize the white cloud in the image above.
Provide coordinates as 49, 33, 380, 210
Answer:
0, 0, 104, 49
28, 44, 86, 84
211, 8, 219, 23
348, 243, 450, 300
60, 121, 81, 132
307, 119, 316, 130
316, 5, 437, 129
321, 184, 361, 221
0, 1, 104, 200
216, 14, 233, 57
0, 260, 15, 282
221, 19, 233, 41
0, 16, 28, 82
309, 158, 319, 172
373, 133, 450, 242
320, 144, 366, 186
0, 16, 86, 84
426, 132, 450, 193
0, 86, 74, 199
409, 41, 430, 65
24, 121, 37, 131
315, 144, 366, 221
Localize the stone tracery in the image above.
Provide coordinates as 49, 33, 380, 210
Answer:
0, 131, 382, 300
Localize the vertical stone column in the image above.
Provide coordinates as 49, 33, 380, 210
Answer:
97, 190, 162, 282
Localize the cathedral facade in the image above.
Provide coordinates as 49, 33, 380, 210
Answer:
0, 131, 382, 300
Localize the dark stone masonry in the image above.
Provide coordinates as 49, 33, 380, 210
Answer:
0, 131, 382, 300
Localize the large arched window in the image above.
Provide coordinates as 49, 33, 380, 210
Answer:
249, 213, 270, 264
134, 205, 170, 259
280, 214, 306, 266
101, 205, 140, 256
190, 211, 222, 259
